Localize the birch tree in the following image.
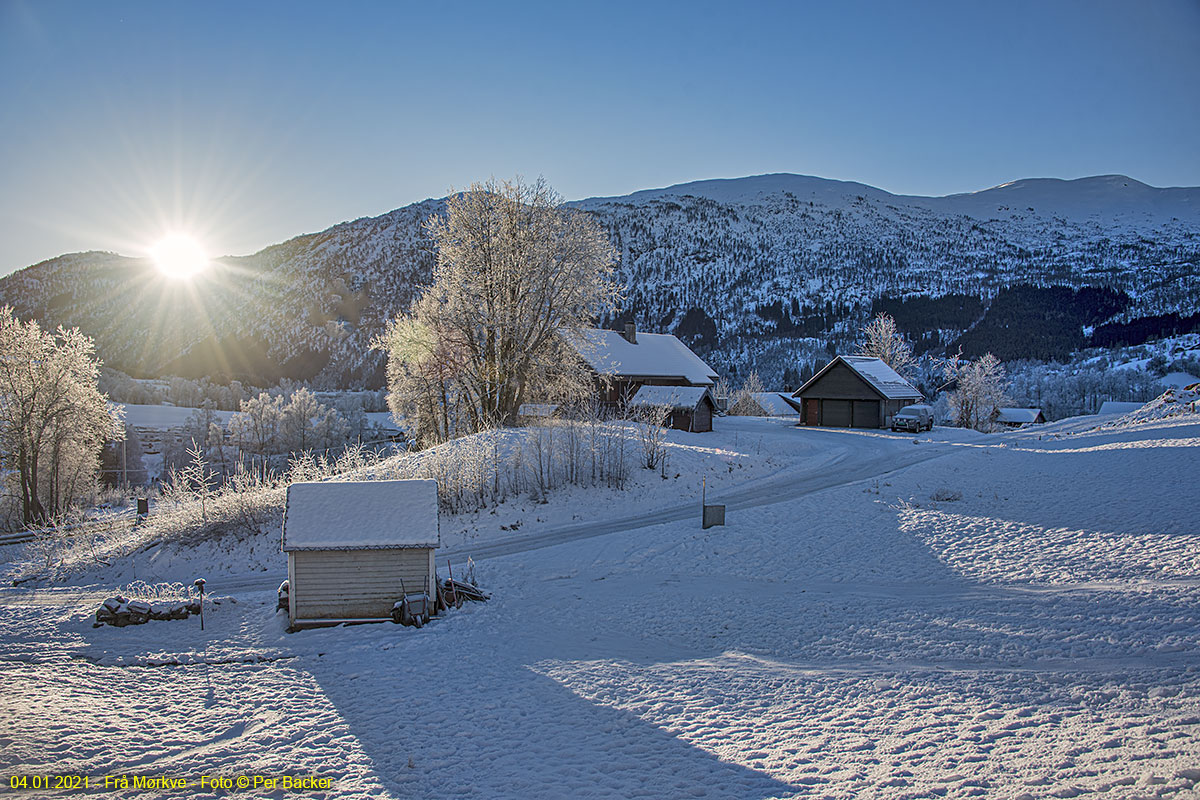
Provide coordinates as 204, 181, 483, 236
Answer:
0, 308, 121, 525
376, 177, 621, 444
857, 312, 915, 377
947, 352, 1009, 431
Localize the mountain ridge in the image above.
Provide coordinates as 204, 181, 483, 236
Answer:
2, 173, 1197, 388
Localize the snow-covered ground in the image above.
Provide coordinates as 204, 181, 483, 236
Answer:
2, 415, 1199, 798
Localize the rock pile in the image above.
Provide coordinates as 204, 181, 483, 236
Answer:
94, 595, 200, 627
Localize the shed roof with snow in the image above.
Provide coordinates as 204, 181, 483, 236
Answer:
282, 479, 439, 551
994, 408, 1045, 425
566, 328, 718, 386
793, 356, 922, 401
628, 385, 714, 410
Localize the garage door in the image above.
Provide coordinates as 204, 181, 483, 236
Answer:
822, 399, 851, 427
852, 400, 880, 428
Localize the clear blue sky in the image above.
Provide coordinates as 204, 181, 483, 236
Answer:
2, 0, 1198, 274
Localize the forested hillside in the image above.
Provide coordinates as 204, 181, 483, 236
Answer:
1, 174, 1196, 388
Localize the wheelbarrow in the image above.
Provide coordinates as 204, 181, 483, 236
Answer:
392, 577, 431, 628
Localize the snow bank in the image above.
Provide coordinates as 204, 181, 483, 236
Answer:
4, 417, 1198, 797
1104, 384, 1200, 428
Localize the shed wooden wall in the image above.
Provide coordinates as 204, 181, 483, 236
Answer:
289, 548, 435, 622
667, 398, 713, 432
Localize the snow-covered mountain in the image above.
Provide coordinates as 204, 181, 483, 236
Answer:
1, 174, 1196, 387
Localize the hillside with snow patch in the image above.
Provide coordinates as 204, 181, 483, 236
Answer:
0, 174, 1196, 387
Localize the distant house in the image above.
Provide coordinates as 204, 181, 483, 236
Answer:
517, 403, 560, 422
282, 479, 439, 628
628, 385, 716, 433
1162, 371, 1200, 390
1097, 401, 1143, 415
747, 392, 802, 416
993, 408, 1046, 427
565, 324, 718, 408
792, 356, 922, 429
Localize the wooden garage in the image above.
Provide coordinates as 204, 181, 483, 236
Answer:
792, 356, 923, 429
282, 479, 439, 628
628, 385, 716, 432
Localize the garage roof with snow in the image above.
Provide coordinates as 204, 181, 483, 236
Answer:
566, 328, 718, 386
793, 356, 922, 401
283, 479, 439, 551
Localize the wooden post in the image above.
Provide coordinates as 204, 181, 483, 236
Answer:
194, 578, 206, 631
701, 478, 725, 529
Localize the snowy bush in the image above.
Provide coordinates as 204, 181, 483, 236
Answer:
11, 414, 650, 581
929, 487, 963, 502
728, 371, 767, 416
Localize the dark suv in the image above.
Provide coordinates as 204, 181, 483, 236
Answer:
891, 404, 933, 432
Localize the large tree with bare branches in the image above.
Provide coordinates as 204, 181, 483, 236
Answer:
0, 307, 121, 525
856, 312, 915, 378
375, 177, 620, 444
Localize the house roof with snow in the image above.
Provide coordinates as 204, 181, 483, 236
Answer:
628, 385, 714, 411
792, 356, 922, 401
1162, 371, 1200, 389
1097, 401, 1144, 415
751, 392, 801, 415
994, 408, 1045, 425
282, 479, 439, 551
565, 327, 718, 386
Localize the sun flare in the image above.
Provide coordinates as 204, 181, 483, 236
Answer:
149, 234, 209, 278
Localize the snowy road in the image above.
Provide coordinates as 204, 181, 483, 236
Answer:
0, 423, 955, 604
442, 428, 954, 561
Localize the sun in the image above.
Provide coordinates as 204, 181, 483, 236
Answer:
149, 234, 209, 278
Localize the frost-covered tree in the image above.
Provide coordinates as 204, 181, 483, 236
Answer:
856, 312, 915, 378
280, 388, 323, 453
0, 308, 121, 524
228, 392, 284, 463
947, 353, 1009, 431
729, 370, 766, 416
375, 177, 621, 444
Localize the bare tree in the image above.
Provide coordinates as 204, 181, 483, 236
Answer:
947, 353, 1009, 431
857, 313, 915, 378
729, 370, 766, 416
374, 177, 621, 445
228, 392, 283, 465
0, 307, 120, 525
631, 402, 672, 469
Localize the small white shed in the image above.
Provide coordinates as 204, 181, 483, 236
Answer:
282, 479, 439, 628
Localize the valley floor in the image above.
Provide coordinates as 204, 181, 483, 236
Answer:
2, 416, 1199, 798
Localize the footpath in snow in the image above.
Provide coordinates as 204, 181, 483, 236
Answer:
2, 415, 1199, 798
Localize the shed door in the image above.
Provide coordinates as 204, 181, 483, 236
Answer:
292, 548, 433, 620
852, 400, 880, 428
823, 399, 852, 427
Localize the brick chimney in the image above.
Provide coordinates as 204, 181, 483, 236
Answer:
623, 322, 637, 344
